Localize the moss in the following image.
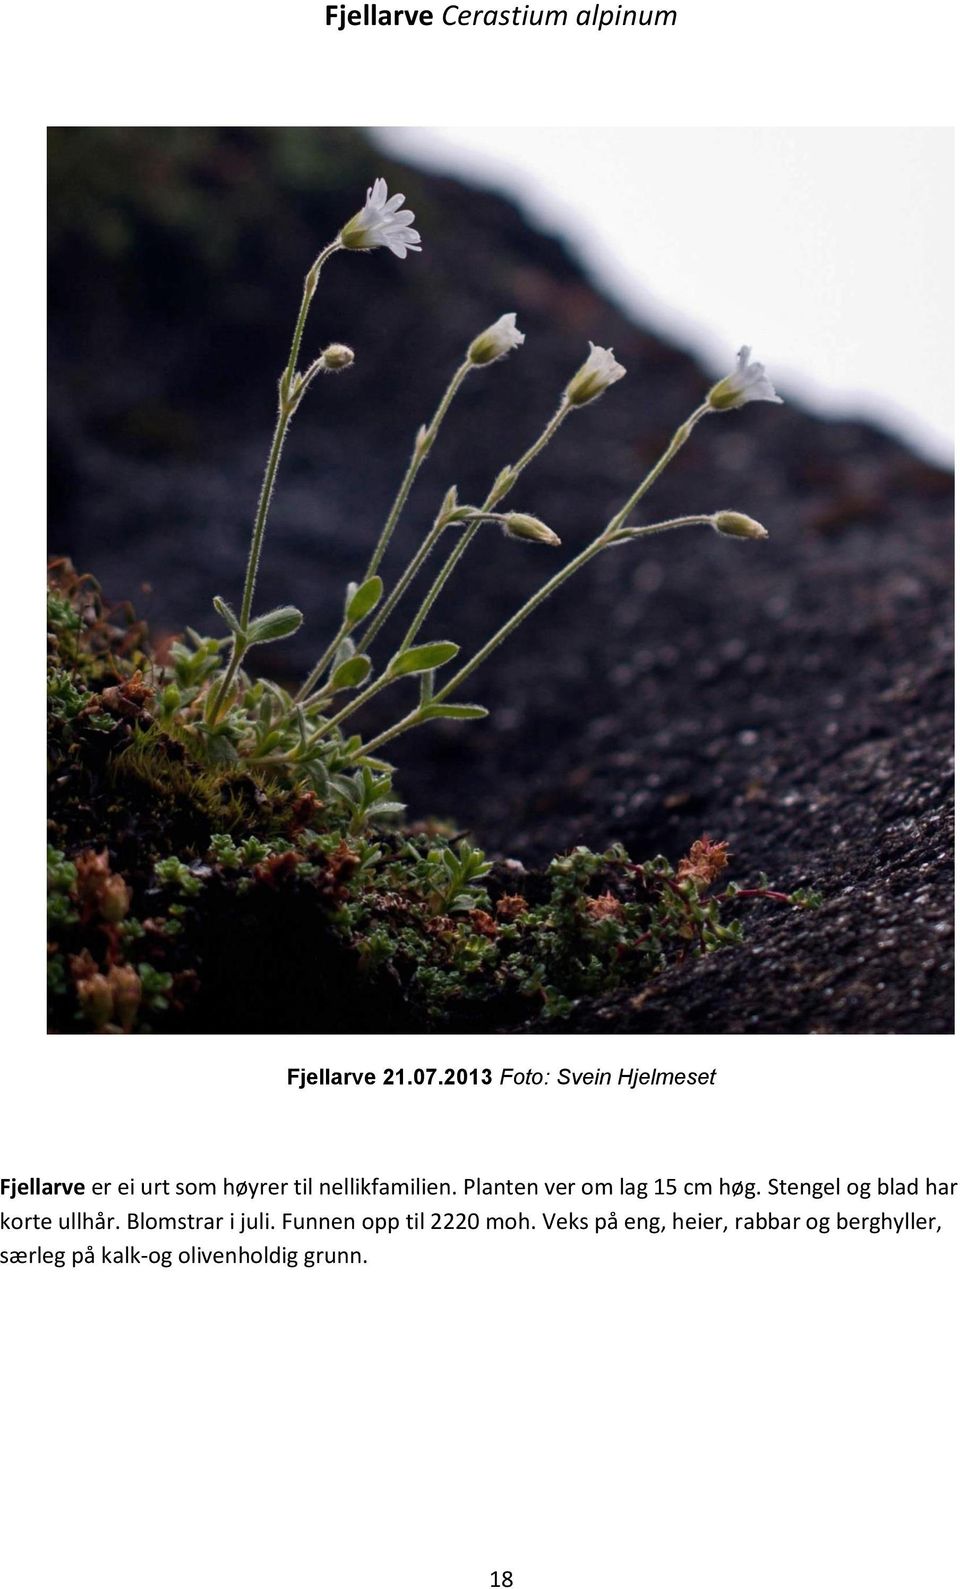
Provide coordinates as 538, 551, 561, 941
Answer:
109, 726, 275, 836
47, 561, 819, 1034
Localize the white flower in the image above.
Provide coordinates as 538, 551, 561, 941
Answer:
340, 178, 422, 259
468, 312, 525, 366
708, 346, 782, 410
565, 342, 627, 407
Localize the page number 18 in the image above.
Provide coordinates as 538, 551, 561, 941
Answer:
491, 1574, 513, 1587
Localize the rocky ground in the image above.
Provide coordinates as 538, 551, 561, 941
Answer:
49, 129, 954, 1033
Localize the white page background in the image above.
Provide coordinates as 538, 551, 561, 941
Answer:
7, 2, 958, 1585
4, 1052, 957, 1587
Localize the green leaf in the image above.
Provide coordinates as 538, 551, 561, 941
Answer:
388, 641, 460, 678
345, 576, 383, 625
212, 596, 243, 637
245, 606, 304, 646
420, 702, 489, 721
330, 654, 372, 692
203, 732, 238, 767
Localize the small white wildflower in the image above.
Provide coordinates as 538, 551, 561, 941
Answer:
340, 178, 422, 259
502, 512, 561, 546
712, 511, 769, 540
565, 342, 626, 407
708, 346, 782, 411
468, 312, 525, 367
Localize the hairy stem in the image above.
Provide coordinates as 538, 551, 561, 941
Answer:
355, 406, 711, 757
362, 358, 472, 582
302, 673, 392, 750
606, 403, 711, 535
206, 240, 340, 725
293, 359, 474, 711
242, 241, 342, 631
400, 399, 572, 649
298, 400, 575, 745
357, 507, 449, 653
294, 620, 350, 707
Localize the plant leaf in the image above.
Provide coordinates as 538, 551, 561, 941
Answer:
245, 606, 304, 646
330, 654, 372, 692
345, 576, 383, 625
420, 702, 489, 721
389, 641, 459, 678
212, 596, 244, 637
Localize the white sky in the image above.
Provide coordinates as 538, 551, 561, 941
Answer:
379, 128, 954, 465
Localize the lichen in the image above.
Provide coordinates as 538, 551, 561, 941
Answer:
47, 560, 819, 1035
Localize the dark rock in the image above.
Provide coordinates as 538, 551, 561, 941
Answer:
49, 129, 954, 1033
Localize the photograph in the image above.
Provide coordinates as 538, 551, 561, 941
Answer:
47, 126, 954, 1035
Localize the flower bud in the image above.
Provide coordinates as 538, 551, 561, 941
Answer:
321, 343, 355, 372
713, 511, 769, 541
502, 513, 561, 546
438, 485, 459, 522
490, 465, 519, 500
468, 312, 525, 366
565, 342, 626, 407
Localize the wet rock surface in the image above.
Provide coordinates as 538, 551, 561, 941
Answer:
49, 130, 954, 1033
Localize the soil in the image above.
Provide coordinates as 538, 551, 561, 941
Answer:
49, 130, 954, 1034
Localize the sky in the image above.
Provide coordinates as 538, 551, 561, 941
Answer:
378, 128, 953, 465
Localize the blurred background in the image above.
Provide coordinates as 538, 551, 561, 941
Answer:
47, 126, 953, 1028
382, 128, 954, 465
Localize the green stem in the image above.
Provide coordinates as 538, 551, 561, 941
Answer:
281, 243, 342, 415
302, 673, 392, 750
609, 514, 716, 541
294, 391, 570, 742
606, 403, 710, 536
358, 512, 449, 654
355, 407, 711, 757
358, 706, 428, 759
205, 240, 340, 725
292, 359, 474, 713
297, 501, 468, 714
422, 539, 600, 715
238, 415, 288, 633
240, 240, 342, 632
362, 359, 472, 582
434, 409, 709, 704
400, 399, 572, 648
294, 620, 349, 707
